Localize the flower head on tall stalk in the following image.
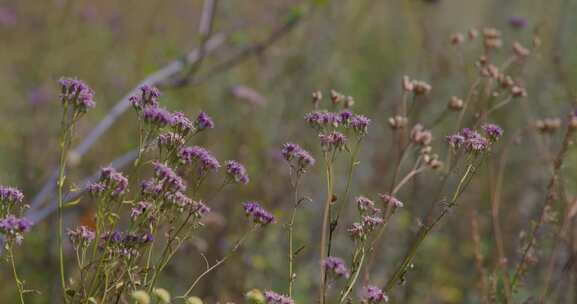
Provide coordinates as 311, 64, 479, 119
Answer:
56, 77, 96, 303
360, 285, 388, 303
225, 160, 250, 184
264, 290, 294, 304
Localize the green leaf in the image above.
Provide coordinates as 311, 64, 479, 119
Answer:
64, 198, 81, 208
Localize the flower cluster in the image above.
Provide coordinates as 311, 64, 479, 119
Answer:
89, 166, 129, 197
356, 196, 380, 214
100, 231, 154, 258
178, 146, 220, 175
348, 215, 384, 241
447, 126, 501, 153
225, 160, 249, 184
319, 131, 347, 152
322, 256, 350, 278
67, 225, 96, 245
130, 201, 153, 219
157, 132, 185, 152
264, 291, 294, 304
152, 161, 186, 192
379, 194, 404, 208
0, 215, 32, 243
171, 112, 194, 136
129, 84, 161, 110
360, 285, 388, 303
281, 143, 315, 174
305, 110, 342, 130
195, 111, 215, 131
242, 201, 275, 225
0, 186, 24, 204
143, 106, 174, 128
58, 77, 96, 112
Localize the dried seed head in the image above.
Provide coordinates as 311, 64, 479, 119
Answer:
513, 42, 531, 58
425, 153, 443, 170
499, 74, 515, 89
388, 115, 408, 130
412, 81, 432, 96
330, 90, 345, 105
482, 27, 502, 39
448, 96, 464, 111
536, 118, 562, 134
410, 124, 433, 146
484, 38, 503, 49
402, 75, 414, 92
478, 55, 489, 66
312, 91, 323, 104
450, 33, 465, 45
480, 64, 499, 78
511, 85, 527, 98
468, 28, 479, 40
345, 96, 355, 108
569, 116, 577, 131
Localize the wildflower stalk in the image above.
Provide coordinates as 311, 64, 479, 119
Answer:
56, 103, 74, 302
182, 225, 256, 298
511, 124, 574, 290
287, 178, 300, 298
339, 244, 366, 303
384, 161, 478, 292
319, 152, 334, 304
7, 245, 25, 304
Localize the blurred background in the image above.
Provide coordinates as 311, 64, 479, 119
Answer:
1, 0, 577, 303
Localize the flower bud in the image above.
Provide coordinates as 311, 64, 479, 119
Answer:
185, 296, 204, 304
131, 290, 150, 304
245, 289, 266, 304
152, 288, 171, 304
448, 96, 464, 111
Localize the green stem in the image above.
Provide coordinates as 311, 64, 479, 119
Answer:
8, 245, 25, 304
57, 104, 71, 303
288, 178, 300, 297
339, 246, 366, 303
319, 152, 333, 304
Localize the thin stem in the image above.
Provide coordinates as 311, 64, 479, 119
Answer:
56, 104, 71, 303
182, 226, 255, 298
339, 246, 366, 303
288, 178, 300, 297
319, 152, 334, 304
8, 245, 25, 304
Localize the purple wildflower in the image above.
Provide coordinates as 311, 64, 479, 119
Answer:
348, 222, 364, 241
157, 132, 185, 151
195, 111, 215, 131
170, 112, 194, 136
164, 191, 192, 208
481, 123, 503, 141
322, 256, 350, 278
446, 134, 465, 149
356, 196, 379, 214
509, 15, 528, 29
0, 186, 24, 204
281, 143, 315, 173
340, 110, 353, 124
178, 146, 220, 174
360, 285, 388, 303
129, 84, 160, 110
350, 115, 371, 136
305, 110, 342, 130
225, 160, 249, 184
362, 215, 384, 233
140, 179, 163, 198
319, 131, 346, 152
88, 182, 105, 197
152, 161, 187, 192
58, 77, 95, 112
191, 201, 211, 218
143, 106, 173, 128
130, 201, 153, 219
99, 167, 129, 196
264, 291, 294, 304
0, 215, 32, 240
242, 201, 275, 225
67, 225, 95, 244
378, 194, 403, 208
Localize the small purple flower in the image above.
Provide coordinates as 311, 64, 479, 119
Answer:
140, 179, 163, 198
178, 146, 220, 174
356, 196, 379, 214
362, 215, 384, 233
191, 201, 211, 218
305, 110, 342, 130
195, 111, 215, 130
281, 143, 315, 174
446, 134, 465, 149
164, 191, 192, 208
319, 131, 346, 152
130, 201, 153, 219
225, 160, 249, 184
350, 115, 371, 136
0, 186, 24, 204
88, 182, 105, 197
509, 15, 528, 29
264, 291, 294, 304
67, 225, 95, 244
322, 256, 350, 278
143, 106, 173, 128
242, 201, 275, 225
360, 285, 388, 303
378, 194, 403, 208
339, 110, 353, 124
129, 84, 160, 110
0, 215, 32, 241
99, 167, 129, 196
152, 161, 187, 192
157, 132, 185, 151
171, 112, 194, 136
481, 123, 503, 141
348, 222, 365, 241
58, 77, 95, 112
